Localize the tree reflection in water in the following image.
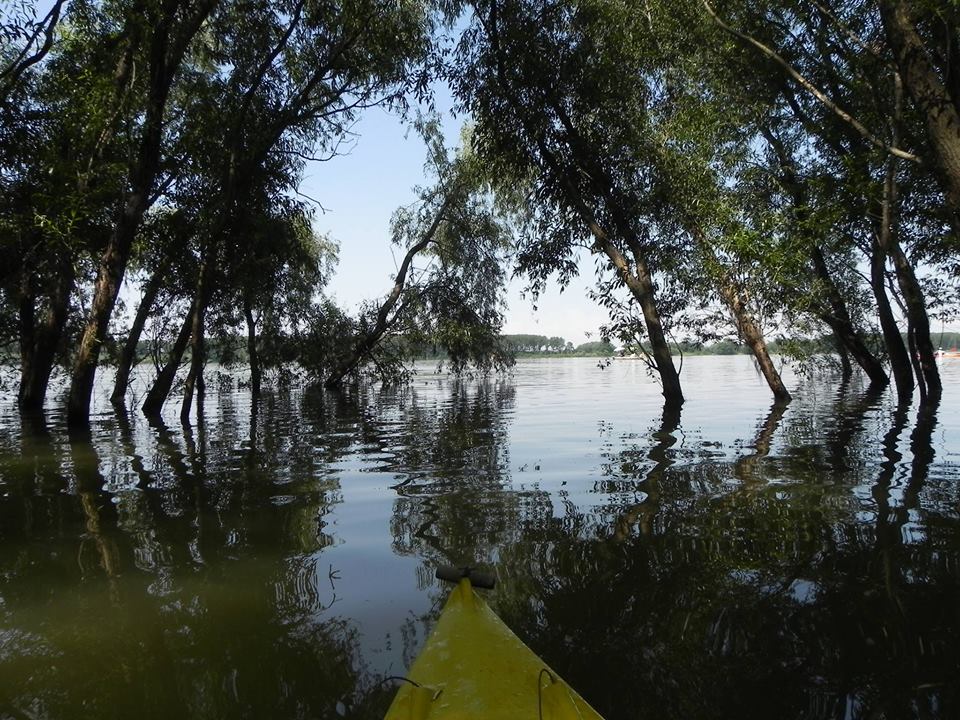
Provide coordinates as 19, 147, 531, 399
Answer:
1, 361, 958, 719
510, 401, 953, 717
0, 396, 383, 719
386, 375, 958, 719
385, 377, 518, 568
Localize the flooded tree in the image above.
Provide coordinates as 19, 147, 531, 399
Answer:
449, 0, 687, 403
324, 123, 513, 389
65, 0, 219, 426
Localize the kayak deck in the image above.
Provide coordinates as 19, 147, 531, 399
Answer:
384, 578, 604, 719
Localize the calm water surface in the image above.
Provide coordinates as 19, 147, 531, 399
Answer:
1, 357, 958, 719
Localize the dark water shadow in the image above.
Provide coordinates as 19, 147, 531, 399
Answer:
1, 395, 394, 720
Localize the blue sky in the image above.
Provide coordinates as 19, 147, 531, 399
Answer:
301, 103, 610, 347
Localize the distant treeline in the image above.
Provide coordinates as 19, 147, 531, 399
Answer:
498, 333, 811, 357
500, 332, 960, 358
7, 331, 956, 367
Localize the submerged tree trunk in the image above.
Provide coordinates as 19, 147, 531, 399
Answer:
68, 199, 147, 424
481, 7, 682, 404
874, 71, 941, 401
111, 260, 168, 405
66, 1, 215, 426
818, 308, 888, 387
716, 277, 791, 402
891, 254, 940, 399
180, 299, 207, 423
594, 234, 683, 404
871, 73, 915, 404
871, 243, 913, 403
629, 250, 684, 405
760, 126, 887, 387
810, 246, 889, 386
179, 253, 214, 422
693, 229, 790, 402
243, 295, 261, 398
142, 301, 196, 418
17, 257, 74, 412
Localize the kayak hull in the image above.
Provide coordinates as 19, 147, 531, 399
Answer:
384, 578, 604, 719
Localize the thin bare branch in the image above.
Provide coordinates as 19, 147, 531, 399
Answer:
293, 189, 330, 213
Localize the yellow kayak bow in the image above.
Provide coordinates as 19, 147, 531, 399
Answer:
384, 567, 605, 720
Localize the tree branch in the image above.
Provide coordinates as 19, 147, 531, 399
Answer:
703, 0, 922, 164
0, 0, 66, 101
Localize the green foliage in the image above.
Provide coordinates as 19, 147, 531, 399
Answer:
316, 118, 516, 386
2, 0, 958, 408
573, 340, 615, 356
499, 334, 569, 353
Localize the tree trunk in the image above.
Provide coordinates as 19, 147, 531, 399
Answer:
907, 322, 927, 402
880, 0, 960, 221
68, 196, 149, 424
243, 295, 261, 398
760, 125, 888, 387
551, 102, 683, 403
869, 119, 915, 403
810, 246, 889, 386
871, 241, 913, 403
111, 260, 168, 405
142, 300, 196, 418
818, 308, 889, 387
716, 277, 791, 402
481, 7, 682, 404
631, 252, 683, 405
17, 280, 38, 410
593, 236, 683, 404
178, 253, 213, 422
24, 12, 135, 417
692, 229, 790, 402
872, 65, 942, 401
180, 298, 206, 423
65, 0, 215, 425
19, 324, 62, 412
17, 255, 74, 412
882, 229, 941, 401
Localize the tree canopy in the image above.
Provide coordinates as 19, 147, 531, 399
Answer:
1, 0, 957, 421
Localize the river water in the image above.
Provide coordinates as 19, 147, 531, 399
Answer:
0, 357, 958, 719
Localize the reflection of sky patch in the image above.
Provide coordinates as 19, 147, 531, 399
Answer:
788, 579, 819, 604
729, 569, 760, 585
901, 522, 927, 545
0, 628, 60, 662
